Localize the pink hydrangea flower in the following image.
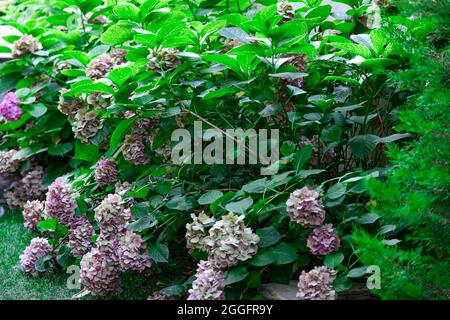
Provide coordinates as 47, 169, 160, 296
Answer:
0, 92, 22, 121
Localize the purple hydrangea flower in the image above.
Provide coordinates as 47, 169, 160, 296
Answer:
20, 237, 53, 276
0, 92, 22, 121
45, 178, 76, 225
68, 216, 94, 257
307, 224, 341, 256
95, 158, 118, 187
297, 266, 337, 300
286, 186, 326, 227
187, 260, 225, 300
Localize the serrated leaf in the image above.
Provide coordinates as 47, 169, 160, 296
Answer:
268, 242, 297, 265
148, 242, 169, 263
327, 183, 346, 199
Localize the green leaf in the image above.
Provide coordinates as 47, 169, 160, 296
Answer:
198, 190, 224, 205
349, 135, 379, 159
202, 54, 241, 75
113, 2, 140, 21
48, 142, 73, 156
35, 254, 52, 273
166, 195, 194, 211
294, 146, 312, 173
268, 242, 297, 265
148, 242, 169, 263
242, 178, 268, 193
225, 197, 253, 214
26, 103, 47, 118
128, 215, 156, 232
327, 183, 346, 199
37, 219, 58, 232
69, 80, 114, 95
357, 213, 380, 224
201, 86, 239, 100
324, 253, 344, 269
56, 245, 75, 268
329, 42, 373, 59
305, 5, 332, 22
107, 66, 135, 87
347, 266, 368, 278
256, 226, 281, 248
224, 266, 249, 285
75, 141, 99, 162
110, 119, 134, 150
360, 58, 397, 71
101, 24, 134, 45
250, 251, 275, 267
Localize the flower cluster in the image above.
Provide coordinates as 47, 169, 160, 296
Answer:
307, 224, 341, 256
285, 54, 307, 88
57, 89, 87, 116
68, 216, 94, 257
147, 48, 181, 71
80, 194, 150, 295
186, 212, 259, 269
95, 158, 118, 187
277, 1, 295, 22
0, 92, 22, 121
286, 186, 325, 227
297, 266, 337, 300
4, 166, 45, 209
86, 54, 115, 80
72, 108, 103, 143
94, 193, 128, 235
117, 230, 151, 272
110, 48, 128, 64
22, 200, 44, 231
187, 260, 225, 300
79, 248, 121, 296
45, 178, 76, 225
12, 34, 42, 58
19, 237, 52, 276
0, 149, 19, 174
185, 212, 216, 250
122, 134, 149, 165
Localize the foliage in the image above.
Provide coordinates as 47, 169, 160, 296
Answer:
352, 0, 450, 299
0, 0, 445, 300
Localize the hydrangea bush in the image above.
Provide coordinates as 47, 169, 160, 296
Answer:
0, 0, 442, 300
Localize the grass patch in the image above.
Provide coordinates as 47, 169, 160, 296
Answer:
0, 209, 189, 300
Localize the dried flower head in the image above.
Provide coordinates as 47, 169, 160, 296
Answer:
122, 134, 149, 165
95, 158, 118, 187
110, 48, 128, 64
55, 61, 72, 73
45, 178, 76, 225
187, 260, 225, 300
21, 166, 45, 200
22, 200, 44, 231
58, 89, 87, 116
147, 48, 181, 71
286, 186, 325, 227
94, 194, 128, 235
86, 54, 115, 80
117, 230, 151, 272
20, 237, 52, 276
297, 266, 337, 300
185, 212, 216, 250
277, 1, 295, 22
68, 216, 94, 257
72, 108, 103, 143
0, 92, 22, 121
4, 181, 27, 208
203, 213, 260, 269
0, 149, 19, 174
12, 34, 42, 58
307, 224, 341, 256
79, 248, 121, 296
